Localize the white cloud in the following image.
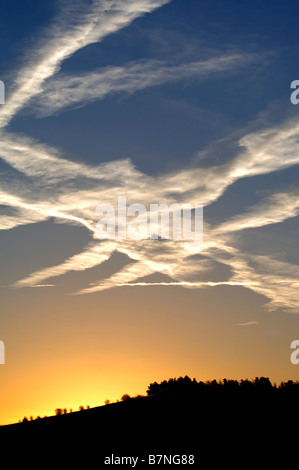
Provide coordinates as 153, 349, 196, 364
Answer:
216, 190, 299, 233
13, 241, 116, 288
236, 321, 258, 327
5, 115, 299, 314
31, 54, 256, 117
116, 281, 255, 288
1, 0, 299, 315
0, 0, 171, 128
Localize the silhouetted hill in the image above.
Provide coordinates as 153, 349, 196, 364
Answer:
0, 376, 298, 467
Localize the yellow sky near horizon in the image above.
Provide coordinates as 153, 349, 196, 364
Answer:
1, 282, 298, 425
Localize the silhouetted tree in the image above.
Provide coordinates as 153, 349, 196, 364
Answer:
121, 393, 131, 401
147, 381, 160, 397
253, 376, 272, 391
240, 379, 254, 392
55, 408, 63, 416
146, 375, 278, 400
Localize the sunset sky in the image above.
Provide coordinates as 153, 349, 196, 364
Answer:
1, 0, 299, 425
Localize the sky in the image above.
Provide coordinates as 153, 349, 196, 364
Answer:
1, 0, 299, 424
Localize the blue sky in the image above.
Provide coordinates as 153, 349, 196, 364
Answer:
1, 0, 299, 422
1, 0, 299, 317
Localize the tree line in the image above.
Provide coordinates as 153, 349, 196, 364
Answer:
18, 375, 299, 423
146, 375, 299, 397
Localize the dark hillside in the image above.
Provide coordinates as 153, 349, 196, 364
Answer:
0, 376, 297, 466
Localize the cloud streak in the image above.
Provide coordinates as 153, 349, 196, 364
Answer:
1, 0, 299, 314
0, 0, 170, 127
4, 113, 299, 314
236, 321, 258, 327
216, 190, 299, 234
31, 53, 257, 117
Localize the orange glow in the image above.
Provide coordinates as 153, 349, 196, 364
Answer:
1, 284, 298, 425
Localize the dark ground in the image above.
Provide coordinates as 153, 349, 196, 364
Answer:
0, 387, 297, 467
